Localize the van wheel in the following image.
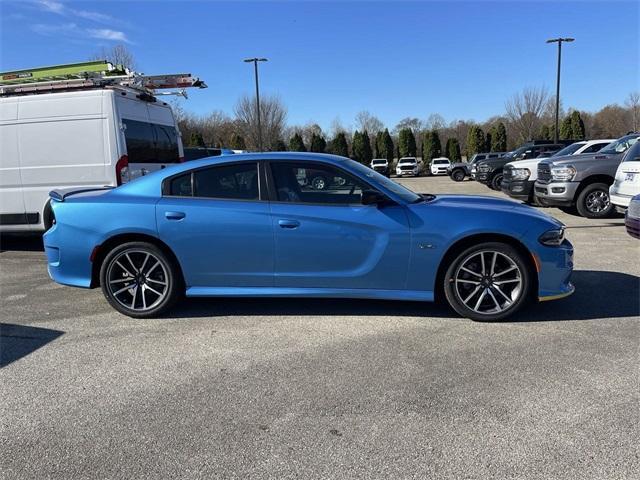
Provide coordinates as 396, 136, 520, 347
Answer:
444, 242, 531, 321
99, 242, 182, 318
576, 183, 613, 218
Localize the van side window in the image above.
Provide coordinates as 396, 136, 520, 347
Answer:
154, 124, 180, 162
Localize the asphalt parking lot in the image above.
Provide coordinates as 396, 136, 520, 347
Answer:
1, 175, 638, 480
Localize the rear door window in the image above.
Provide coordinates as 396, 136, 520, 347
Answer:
194, 163, 259, 200
123, 119, 180, 164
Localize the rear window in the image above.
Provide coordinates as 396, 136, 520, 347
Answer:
123, 119, 180, 164
194, 163, 259, 200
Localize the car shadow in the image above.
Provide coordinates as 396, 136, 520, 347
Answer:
0, 234, 44, 253
163, 270, 639, 323
0, 323, 64, 368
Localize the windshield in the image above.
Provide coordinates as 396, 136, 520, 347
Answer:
399, 158, 416, 164
623, 140, 640, 162
503, 148, 526, 159
433, 159, 449, 164
552, 143, 585, 157
346, 160, 422, 203
372, 160, 386, 165
599, 135, 639, 154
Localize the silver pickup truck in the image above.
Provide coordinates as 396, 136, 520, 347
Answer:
534, 134, 640, 218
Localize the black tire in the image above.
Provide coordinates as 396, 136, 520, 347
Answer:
443, 242, 532, 322
490, 172, 504, 191
576, 182, 614, 218
451, 169, 465, 182
99, 241, 182, 318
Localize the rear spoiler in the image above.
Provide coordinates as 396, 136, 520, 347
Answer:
49, 186, 114, 202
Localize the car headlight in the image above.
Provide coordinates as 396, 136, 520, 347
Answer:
511, 168, 531, 180
478, 164, 492, 173
539, 227, 565, 246
551, 165, 576, 181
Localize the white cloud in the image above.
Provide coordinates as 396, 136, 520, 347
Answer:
38, 0, 64, 14
87, 28, 130, 43
74, 10, 113, 23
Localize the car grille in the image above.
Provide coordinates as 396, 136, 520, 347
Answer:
503, 165, 513, 180
400, 165, 415, 170
538, 162, 552, 183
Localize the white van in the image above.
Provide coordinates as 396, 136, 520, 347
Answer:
0, 88, 183, 232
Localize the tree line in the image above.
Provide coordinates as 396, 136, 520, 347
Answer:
175, 86, 638, 168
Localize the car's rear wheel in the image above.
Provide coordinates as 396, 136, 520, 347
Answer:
100, 242, 182, 318
444, 242, 532, 321
576, 183, 613, 218
451, 169, 465, 182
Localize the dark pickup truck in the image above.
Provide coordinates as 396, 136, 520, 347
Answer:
474, 141, 572, 190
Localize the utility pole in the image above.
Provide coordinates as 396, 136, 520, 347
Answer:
243, 58, 268, 151
546, 38, 574, 143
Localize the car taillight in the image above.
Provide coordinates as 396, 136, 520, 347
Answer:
116, 155, 130, 185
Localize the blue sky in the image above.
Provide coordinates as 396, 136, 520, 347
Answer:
1, 1, 638, 131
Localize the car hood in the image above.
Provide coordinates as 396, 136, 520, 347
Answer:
548, 151, 620, 165
417, 194, 563, 226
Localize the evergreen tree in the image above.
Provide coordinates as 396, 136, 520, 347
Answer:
492, 122, 508, 152
570, 110, 586, 140
485, 130, 492, 152
230, 133, 246, 150
271, 138, 287, 151
329, 132, 349, 157
289, 132, 307, 152
375, 131, 384, 158
466, 126, 486, 158
538, 124, 551, 141
361, 130, 373, 164
560, 116, 573, 140
310, 133, 327, 153
189, 132, 206, 147
351, 130, 363, 161
445, 138, 462, 162
422, 130, 442, 163
383, 129, 394, 163
398, 128, 417, 157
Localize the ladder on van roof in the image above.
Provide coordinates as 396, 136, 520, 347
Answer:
0, 60, 207, 96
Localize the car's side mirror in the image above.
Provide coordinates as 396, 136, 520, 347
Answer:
361, 189, 388, 206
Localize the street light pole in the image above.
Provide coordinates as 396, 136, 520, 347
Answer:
546, 38, 574, 143
243, 57, 268, 151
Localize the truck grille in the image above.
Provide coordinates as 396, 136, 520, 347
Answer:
400, 165, 415, 171
538, 162, 552, 183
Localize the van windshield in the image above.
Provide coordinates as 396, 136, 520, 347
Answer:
123, 119, 180, 163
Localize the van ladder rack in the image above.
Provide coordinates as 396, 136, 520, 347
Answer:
0, 60, 207, 96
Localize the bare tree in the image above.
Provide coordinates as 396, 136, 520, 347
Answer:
425, 113, 446, 131
505, 86, 550, 142
234, 94, 287, 151
393, 117, 423, 135
626, 92, 640, 131
354, 111, 384, 134
91, 44, 136, 70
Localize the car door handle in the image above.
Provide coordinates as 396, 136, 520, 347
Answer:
165, 211, 186, 220
278, 219, 300, 229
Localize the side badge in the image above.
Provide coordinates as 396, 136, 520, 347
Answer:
419, 243, 435, 249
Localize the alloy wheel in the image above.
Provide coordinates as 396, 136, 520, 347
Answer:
106, 249, 169, 312
453, 250, 523, 315
312, 177, 327, 190
585, 190, 609, 213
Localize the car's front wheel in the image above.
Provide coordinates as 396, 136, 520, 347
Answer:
490, 172, 504, 190
576, 183, 613, 218
100, 242, 182, 318
451, 169, 465, 182
444, 242, 532, 321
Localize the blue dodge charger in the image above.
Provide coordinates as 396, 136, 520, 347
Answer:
44, 153, 574, 321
